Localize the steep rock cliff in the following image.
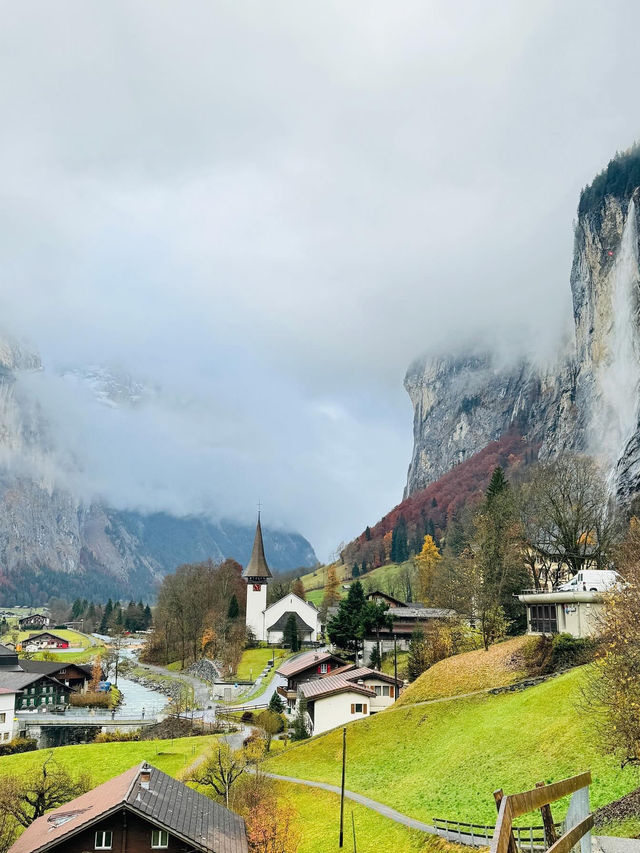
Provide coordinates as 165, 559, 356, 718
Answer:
405, 147, 640, 500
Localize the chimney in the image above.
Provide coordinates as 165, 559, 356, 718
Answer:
140, 764, 151, 790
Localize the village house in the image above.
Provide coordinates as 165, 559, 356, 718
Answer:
276, 649, 348, 709
362, 591, 456, 659
0, 644, 71, 711
17, 613, 50, 630
297, 664, 402, 735
517, 589, 604, 638
0, 686, 18, 741
19, 660, 95, 693
7, 762, 248, 853
21, 632, 70, 651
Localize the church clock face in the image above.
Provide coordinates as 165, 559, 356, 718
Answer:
252, 584, 262, 591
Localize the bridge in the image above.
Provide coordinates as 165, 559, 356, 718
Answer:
16, 712, 159, 747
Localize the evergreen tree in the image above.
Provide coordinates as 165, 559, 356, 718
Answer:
227, 594, 240, 620
391, 515, 409, 563
368, 645, 382, 669
268, 691, 285, 714
292, 696, 310, 740
71, 598, 83, 620
361, 560, 367, 576
407, 628, 429, 681
365, 526, 372, 541
143, 604, 152, 628
326, 580, 367, 659
284, 613, 300, 652
352, 563, 359, 578
486, 466, 509, 503
99, 599, 113, 633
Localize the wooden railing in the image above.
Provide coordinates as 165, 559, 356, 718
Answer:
433, 817, 561, 849
491, 772, 593, 853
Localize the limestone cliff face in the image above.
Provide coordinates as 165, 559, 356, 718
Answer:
404, 152, 640, 501
0, 336, 317, 602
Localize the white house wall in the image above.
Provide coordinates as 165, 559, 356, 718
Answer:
311, 690, 371, 735
0, 693, 16, 742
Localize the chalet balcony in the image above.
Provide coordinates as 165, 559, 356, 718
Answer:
277, 686, 297, 701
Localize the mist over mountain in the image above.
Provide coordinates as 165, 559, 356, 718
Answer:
0, 336, 317, 604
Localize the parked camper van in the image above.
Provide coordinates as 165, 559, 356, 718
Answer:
557, 569, 621, 592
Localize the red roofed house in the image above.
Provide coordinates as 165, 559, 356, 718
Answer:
297, 664, 402, 735
276, 649, 348, 710
8, 762, 248, 853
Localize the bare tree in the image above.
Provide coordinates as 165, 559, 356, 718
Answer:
517, 456, 616, 579
0, 753, 91, 827
189, 743, 259, 807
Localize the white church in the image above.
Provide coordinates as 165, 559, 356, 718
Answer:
242, 515, 322, 644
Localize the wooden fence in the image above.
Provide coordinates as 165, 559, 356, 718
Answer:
490, 772, 593, 853
433, 817, 562, 850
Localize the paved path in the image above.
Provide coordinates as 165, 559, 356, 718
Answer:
263, 772, 439, 836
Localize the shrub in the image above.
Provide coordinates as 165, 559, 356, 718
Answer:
0, 737, 37, 756
70, 691, 111, 708
94, 730, 140, 743
551, 633, 597, 670
241, 710, 254, 723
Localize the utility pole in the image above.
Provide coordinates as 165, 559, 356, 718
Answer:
393, 636, 397, 690
339, 727, 346, 847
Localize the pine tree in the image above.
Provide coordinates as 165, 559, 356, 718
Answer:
361, 560, 367, 576
143, 604, 152, 628
352, 564, 359, 578
368, 645, 382, 669
365, 526, 372, 541
292, 696, 310, 740
268, 691, 285, 714
99, 599, 113, 634
407, 628, 429, 681
284, 613, 300, 652
391, 515, 409, 563
227, 594, 240, 620
326, 580, 367, 658
486, 466, 509, 502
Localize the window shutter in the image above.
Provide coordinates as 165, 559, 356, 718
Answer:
327, 664, 331, 673
351, 704, 355, 714
390, 686, 395, 698
363, 704, 367, 714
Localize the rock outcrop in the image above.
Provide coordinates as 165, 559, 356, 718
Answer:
405, 148, 640, 501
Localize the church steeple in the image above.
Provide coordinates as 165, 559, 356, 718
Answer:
241, 513, 272, 580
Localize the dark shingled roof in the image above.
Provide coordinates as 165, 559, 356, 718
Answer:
8, 763, 248, 853
267, 611, 313, 633
240, 515, 272, 579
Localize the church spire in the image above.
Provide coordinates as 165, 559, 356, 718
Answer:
241, 513, 272, 579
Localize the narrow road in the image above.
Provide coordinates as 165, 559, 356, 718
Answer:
263, 772, 438, 835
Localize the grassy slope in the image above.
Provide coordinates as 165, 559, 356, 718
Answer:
265, 667, 635, 825
0, 736, 219, 784
273, 781, 465, 853
235, 648, 288, 680
396, 636, 529, 705
299, 559, 415, 603
3, 627, 95, 649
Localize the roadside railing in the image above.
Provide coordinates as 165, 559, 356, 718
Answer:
433, 818, 562, 850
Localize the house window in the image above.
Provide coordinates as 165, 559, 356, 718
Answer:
95, 830, 113, 849
151, 829, 169, 848
374, 686, 382, 696
382, 685, 390, 697
0, 713, 5, 723
529, 604, 558, 634
320, 663, 328, 674
351, 703, 367, 714
2, 732, 8, 740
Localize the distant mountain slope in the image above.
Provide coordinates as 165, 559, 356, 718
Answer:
0, 333, 317, 605
342, 429, 536, 570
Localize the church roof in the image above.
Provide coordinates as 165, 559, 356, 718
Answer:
241, 515, 272, 579
266, 611, 314, 634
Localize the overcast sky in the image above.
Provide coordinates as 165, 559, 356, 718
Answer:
1, 1, 640, 560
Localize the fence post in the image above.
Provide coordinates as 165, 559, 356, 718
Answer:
536, 781, 558, 847
494, 790, 518, 853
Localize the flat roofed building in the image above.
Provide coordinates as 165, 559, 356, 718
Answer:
518, 590, 603, 638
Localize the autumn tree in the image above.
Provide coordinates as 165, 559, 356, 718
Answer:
382, 531, 393, 563
322, 566, 341, 609
255, 710, 283, 752
415, 535, 442, 603
0, 754, 91, 828
89, 655, 102, 692
291, 578, 306, 600
585, 518, 640, 765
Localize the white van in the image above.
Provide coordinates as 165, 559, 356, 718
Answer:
557, 569, 621, 592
